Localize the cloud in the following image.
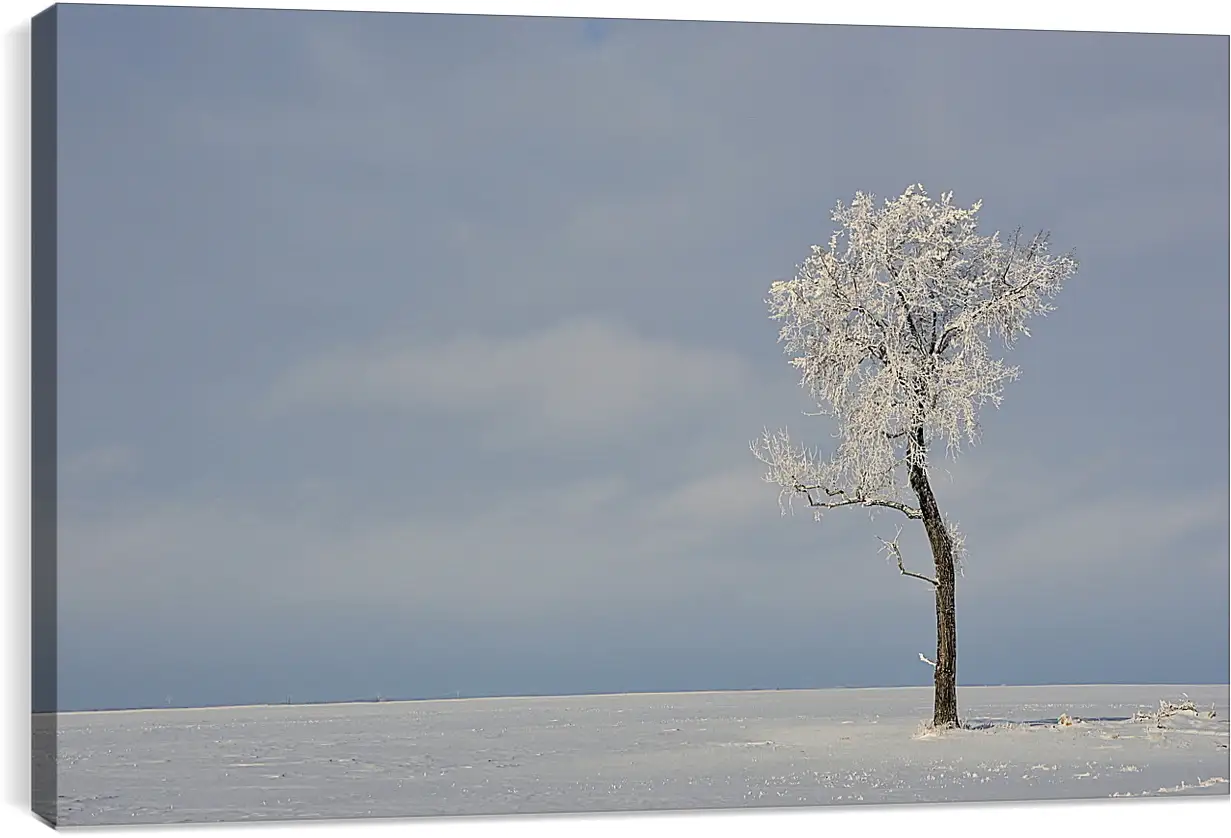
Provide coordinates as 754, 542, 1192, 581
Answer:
652, 462, 769, 529
55, 462, 775, 630
263, 318, 752, 448
980, 488, 1228, 584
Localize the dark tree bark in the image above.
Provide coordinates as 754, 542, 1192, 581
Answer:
909, 433, 959, 728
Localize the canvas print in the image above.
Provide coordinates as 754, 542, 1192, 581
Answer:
31, 2, 1230, 828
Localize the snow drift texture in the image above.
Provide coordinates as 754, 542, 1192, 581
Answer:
49, 684, 1230, 825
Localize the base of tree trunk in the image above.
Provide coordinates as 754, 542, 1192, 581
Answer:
932, 704, 959, 729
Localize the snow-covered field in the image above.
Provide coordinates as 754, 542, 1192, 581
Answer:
50, 684, 1229, 826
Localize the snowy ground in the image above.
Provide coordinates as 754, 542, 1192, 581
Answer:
50, 684, 1229, 826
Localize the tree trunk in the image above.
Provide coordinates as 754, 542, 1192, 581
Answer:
908, 452, 959, 729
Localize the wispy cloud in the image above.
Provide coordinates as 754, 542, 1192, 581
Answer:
263, 318, 752, 448
56, 460, 781, 629
979, 487, 1228, 585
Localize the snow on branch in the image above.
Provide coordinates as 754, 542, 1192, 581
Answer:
876, 527, 937, 587
1133, 696, 1217, 728
944, 513, 967, 577
751, 428, 920, 519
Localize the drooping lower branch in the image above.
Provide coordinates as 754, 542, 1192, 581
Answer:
797, 485, 923, 519
876, 529, 937, 587
750, 431, 924, 521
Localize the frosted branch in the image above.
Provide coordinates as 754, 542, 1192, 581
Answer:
751, 429, 919, 519
800, 490, 922, 520
1133, 697, 1217, 728
877, 527, 937, 587
943, 514, 967, 577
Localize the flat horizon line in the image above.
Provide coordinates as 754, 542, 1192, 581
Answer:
46, 681, 1231, 717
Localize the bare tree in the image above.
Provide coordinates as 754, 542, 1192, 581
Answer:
751, 185, 1077, 728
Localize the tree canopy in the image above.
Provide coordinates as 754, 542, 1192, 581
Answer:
754, 185, 1078, 517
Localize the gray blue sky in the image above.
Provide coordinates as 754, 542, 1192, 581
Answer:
53, 4, 1228, 711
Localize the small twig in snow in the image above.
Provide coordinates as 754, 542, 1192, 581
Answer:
1133, 697, 1211, 728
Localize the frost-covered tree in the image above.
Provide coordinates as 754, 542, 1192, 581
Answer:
752, 185, 1077, 728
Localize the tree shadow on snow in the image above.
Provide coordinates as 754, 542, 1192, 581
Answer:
961, 716, 1133, 730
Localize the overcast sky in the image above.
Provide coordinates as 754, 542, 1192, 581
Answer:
52, 4, 1228, 711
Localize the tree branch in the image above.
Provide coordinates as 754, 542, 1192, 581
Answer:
934, 322, 960, 355
876, 528, 937, 586
895, 287, 929, 356
933, 230, 1056, 355
797, 486, 922, 519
